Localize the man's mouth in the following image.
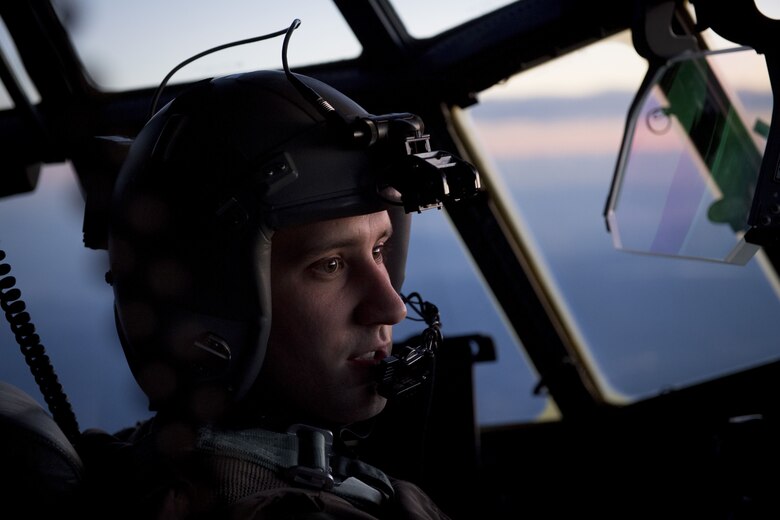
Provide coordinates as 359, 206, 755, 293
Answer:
349, 349, 388, 364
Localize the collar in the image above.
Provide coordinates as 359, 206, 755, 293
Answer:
195, 422, 395, 506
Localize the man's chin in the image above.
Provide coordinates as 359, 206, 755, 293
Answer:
342, 393, 387, 426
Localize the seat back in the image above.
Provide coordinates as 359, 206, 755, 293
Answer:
0, 381, 84, 514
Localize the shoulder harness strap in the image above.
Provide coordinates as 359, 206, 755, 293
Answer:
196, 423, 394, 507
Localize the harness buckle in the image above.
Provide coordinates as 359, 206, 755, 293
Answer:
285, 424, 335, 490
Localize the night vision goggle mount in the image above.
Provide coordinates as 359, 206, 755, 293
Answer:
349, 112, 482, 214
282, 20, 482, 214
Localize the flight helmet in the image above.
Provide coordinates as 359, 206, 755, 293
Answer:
107, 66, 479, 420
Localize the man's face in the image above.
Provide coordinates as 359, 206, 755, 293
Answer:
259, 210, 407, 426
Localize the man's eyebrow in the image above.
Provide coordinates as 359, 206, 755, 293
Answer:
300, 226, 393, 256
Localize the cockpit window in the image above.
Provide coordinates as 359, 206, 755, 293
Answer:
463, 30, 780, 406
390, 0, 517, 38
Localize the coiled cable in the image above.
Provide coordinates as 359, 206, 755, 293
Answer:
0, 248, 81, 445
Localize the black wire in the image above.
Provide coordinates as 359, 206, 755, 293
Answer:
401, 292, 425, 321
281, 19, 302, 80
147, 24, 292, 121
0, 249, 81, 445
401, 292, 440, 328
281, 18, 348, 130
398, 291, 441, 480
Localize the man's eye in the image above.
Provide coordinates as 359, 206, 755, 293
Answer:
314, 257, 343, 275
373, 244, 385, 264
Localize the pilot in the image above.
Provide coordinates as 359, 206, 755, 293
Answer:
78, 66, 472, 519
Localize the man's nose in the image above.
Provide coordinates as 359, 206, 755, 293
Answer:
355, 263, 407, 326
